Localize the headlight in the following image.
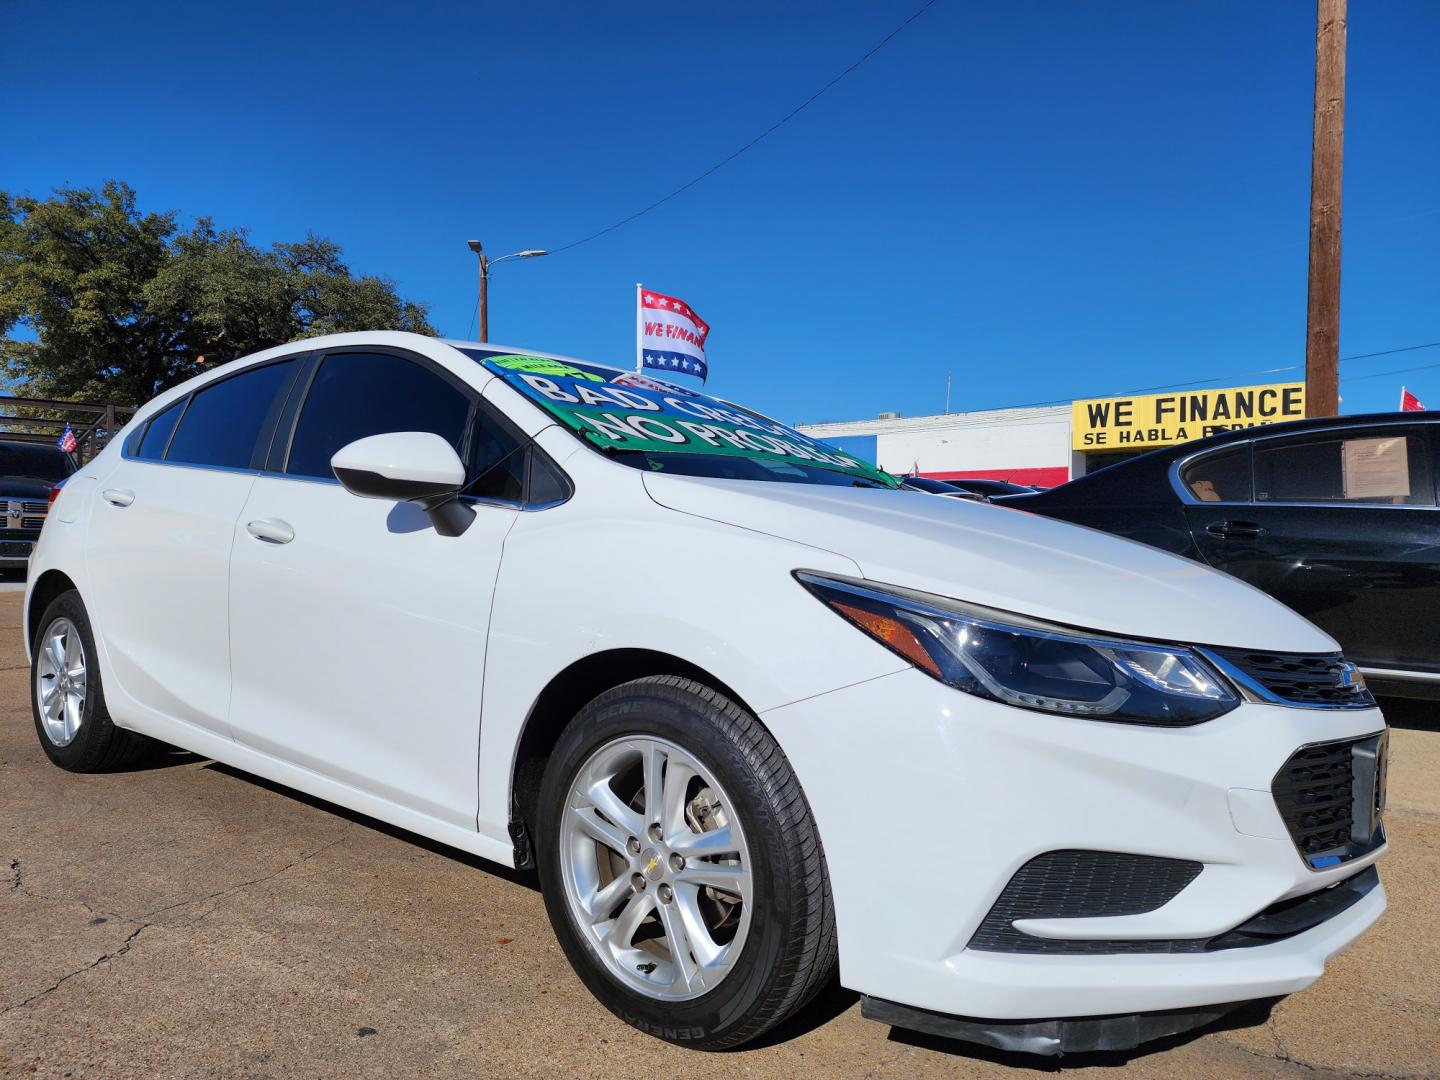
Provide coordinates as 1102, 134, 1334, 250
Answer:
797, 572, 1238, 726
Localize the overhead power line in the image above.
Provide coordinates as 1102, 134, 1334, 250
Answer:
959, 339, 1440, 417
544, 0, 942, 256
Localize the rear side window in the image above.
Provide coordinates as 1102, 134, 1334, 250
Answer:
285, 352, 472, 479
165, 361, 296, 470
135, 401, 184, 460
1254, 430, 1435, 506
1181, 447, 1250, 502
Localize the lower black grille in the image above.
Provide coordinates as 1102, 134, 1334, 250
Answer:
968, 852, 1380, 956
968, 851, 1202, 955
1205, 648, 1375, 708
1273, 733, 1387, 868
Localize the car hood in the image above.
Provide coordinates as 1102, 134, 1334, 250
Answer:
0, 478, 60, 500
641, 473, 1334, 652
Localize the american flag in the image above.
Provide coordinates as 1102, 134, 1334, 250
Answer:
637, 287, 709, 382
57, 423, 78, 453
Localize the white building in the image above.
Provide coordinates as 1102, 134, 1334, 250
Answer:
796, 382, 1309, 488
796, 404, 1079, 488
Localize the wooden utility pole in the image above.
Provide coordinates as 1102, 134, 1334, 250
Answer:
1304, 0, 1347, 417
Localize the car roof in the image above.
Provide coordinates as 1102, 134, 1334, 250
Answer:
0, 439, 66, 452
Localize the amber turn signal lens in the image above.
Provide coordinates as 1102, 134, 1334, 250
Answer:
830, 601, 943, 678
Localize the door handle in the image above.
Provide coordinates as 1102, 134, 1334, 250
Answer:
1205, 520, 1268, 540
245, 518, 295, 545
101, 488, 135, 508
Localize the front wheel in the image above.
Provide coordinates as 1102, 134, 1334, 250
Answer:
536, 676, 837, 1049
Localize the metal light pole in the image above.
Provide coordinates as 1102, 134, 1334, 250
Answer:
468, 240, 548, 342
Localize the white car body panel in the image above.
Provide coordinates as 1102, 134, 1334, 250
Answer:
25, 331, 1388, 1031
641, 473, 1335, 652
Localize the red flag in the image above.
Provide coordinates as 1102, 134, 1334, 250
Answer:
1401, 386, 1425, 412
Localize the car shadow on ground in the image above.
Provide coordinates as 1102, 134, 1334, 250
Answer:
201, 761, 543, 892
1378, 695, 1439, 733
880, 997, 1281, 1072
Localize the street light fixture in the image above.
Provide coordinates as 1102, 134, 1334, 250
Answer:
468, 240, 548, 342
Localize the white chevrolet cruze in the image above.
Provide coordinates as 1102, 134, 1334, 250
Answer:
27, 333, 1387, 1055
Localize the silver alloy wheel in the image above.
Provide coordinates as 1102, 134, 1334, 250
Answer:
558, 735, 754, 1001
36, 616, 87, 747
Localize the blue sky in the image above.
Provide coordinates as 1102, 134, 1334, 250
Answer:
4, 0, 1438, 423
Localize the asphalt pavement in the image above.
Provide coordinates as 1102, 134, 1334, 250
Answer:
1, 592, 1437, 1078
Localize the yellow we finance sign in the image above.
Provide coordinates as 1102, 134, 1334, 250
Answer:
1072, 383, 1306, 452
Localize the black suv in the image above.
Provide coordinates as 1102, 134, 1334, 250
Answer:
0, 440, 75, 570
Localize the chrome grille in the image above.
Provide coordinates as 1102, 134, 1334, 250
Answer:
1203, 648, 1375, 708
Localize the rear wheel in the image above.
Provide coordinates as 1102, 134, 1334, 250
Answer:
536, 675, 836, 1049
31, 590, 148, 771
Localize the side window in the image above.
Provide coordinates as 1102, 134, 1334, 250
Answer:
165, 360, 296, 470
1181, 446, 1250, 503
134, 401, 184, 460
1254, 430, 1435, 506
464, 405, 527, 501
286, 352, 472, 479
526, 449, 571, 505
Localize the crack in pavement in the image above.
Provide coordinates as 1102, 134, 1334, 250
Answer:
0, 924, 148, 1018
0, 837, 347, 1020
139, 835, 348, 926
1229, 1031, 1425, 1079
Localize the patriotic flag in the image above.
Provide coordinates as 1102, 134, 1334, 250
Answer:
57, 423, 78, 453
637, 286, 709, 382
1400, 386, 1425, 412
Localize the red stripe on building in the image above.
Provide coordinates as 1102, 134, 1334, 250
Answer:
923, 466, 1069, 488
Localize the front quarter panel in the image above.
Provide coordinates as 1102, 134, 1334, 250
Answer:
474, 440, 909, 845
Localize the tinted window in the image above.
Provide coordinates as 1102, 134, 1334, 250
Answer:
166, 361, 296, 469
526, 449, 570, 505
1254, 431, 1434, 506
1182, 447, 1251, 502
0, 443, 74, 482
463, 406, 526, 501
135, 401, 184, 460
286, 352, 472, 479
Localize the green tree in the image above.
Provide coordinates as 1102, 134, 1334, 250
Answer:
0, 181, 435, 405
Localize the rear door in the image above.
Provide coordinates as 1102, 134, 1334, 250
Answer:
84, 357, 303, 737
1183, 425, 1440, 672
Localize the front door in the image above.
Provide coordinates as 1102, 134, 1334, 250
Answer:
1184, 426, 1440, 672
226, 349, 526, 828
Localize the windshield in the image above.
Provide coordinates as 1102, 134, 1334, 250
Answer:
0, 443, 73, 482
460, 351, 899, 489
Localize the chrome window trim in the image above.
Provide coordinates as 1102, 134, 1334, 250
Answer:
1194, 648, 1377, 710
1169, 419, 1439, 509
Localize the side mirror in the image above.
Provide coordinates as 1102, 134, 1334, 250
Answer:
331, 432, 475, 537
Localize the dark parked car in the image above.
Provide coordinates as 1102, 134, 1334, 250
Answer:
1005, 412, 1440, 700
902, 476, 1039, 500
0, 441, 75, 570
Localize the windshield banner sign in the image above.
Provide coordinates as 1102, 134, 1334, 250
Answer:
483, 356, 894, 485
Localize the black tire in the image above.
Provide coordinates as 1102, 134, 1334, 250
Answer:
536, 675, 837, 1049
30, 590, 149, 771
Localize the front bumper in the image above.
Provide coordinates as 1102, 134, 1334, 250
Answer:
762, 668, 1387, 1023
